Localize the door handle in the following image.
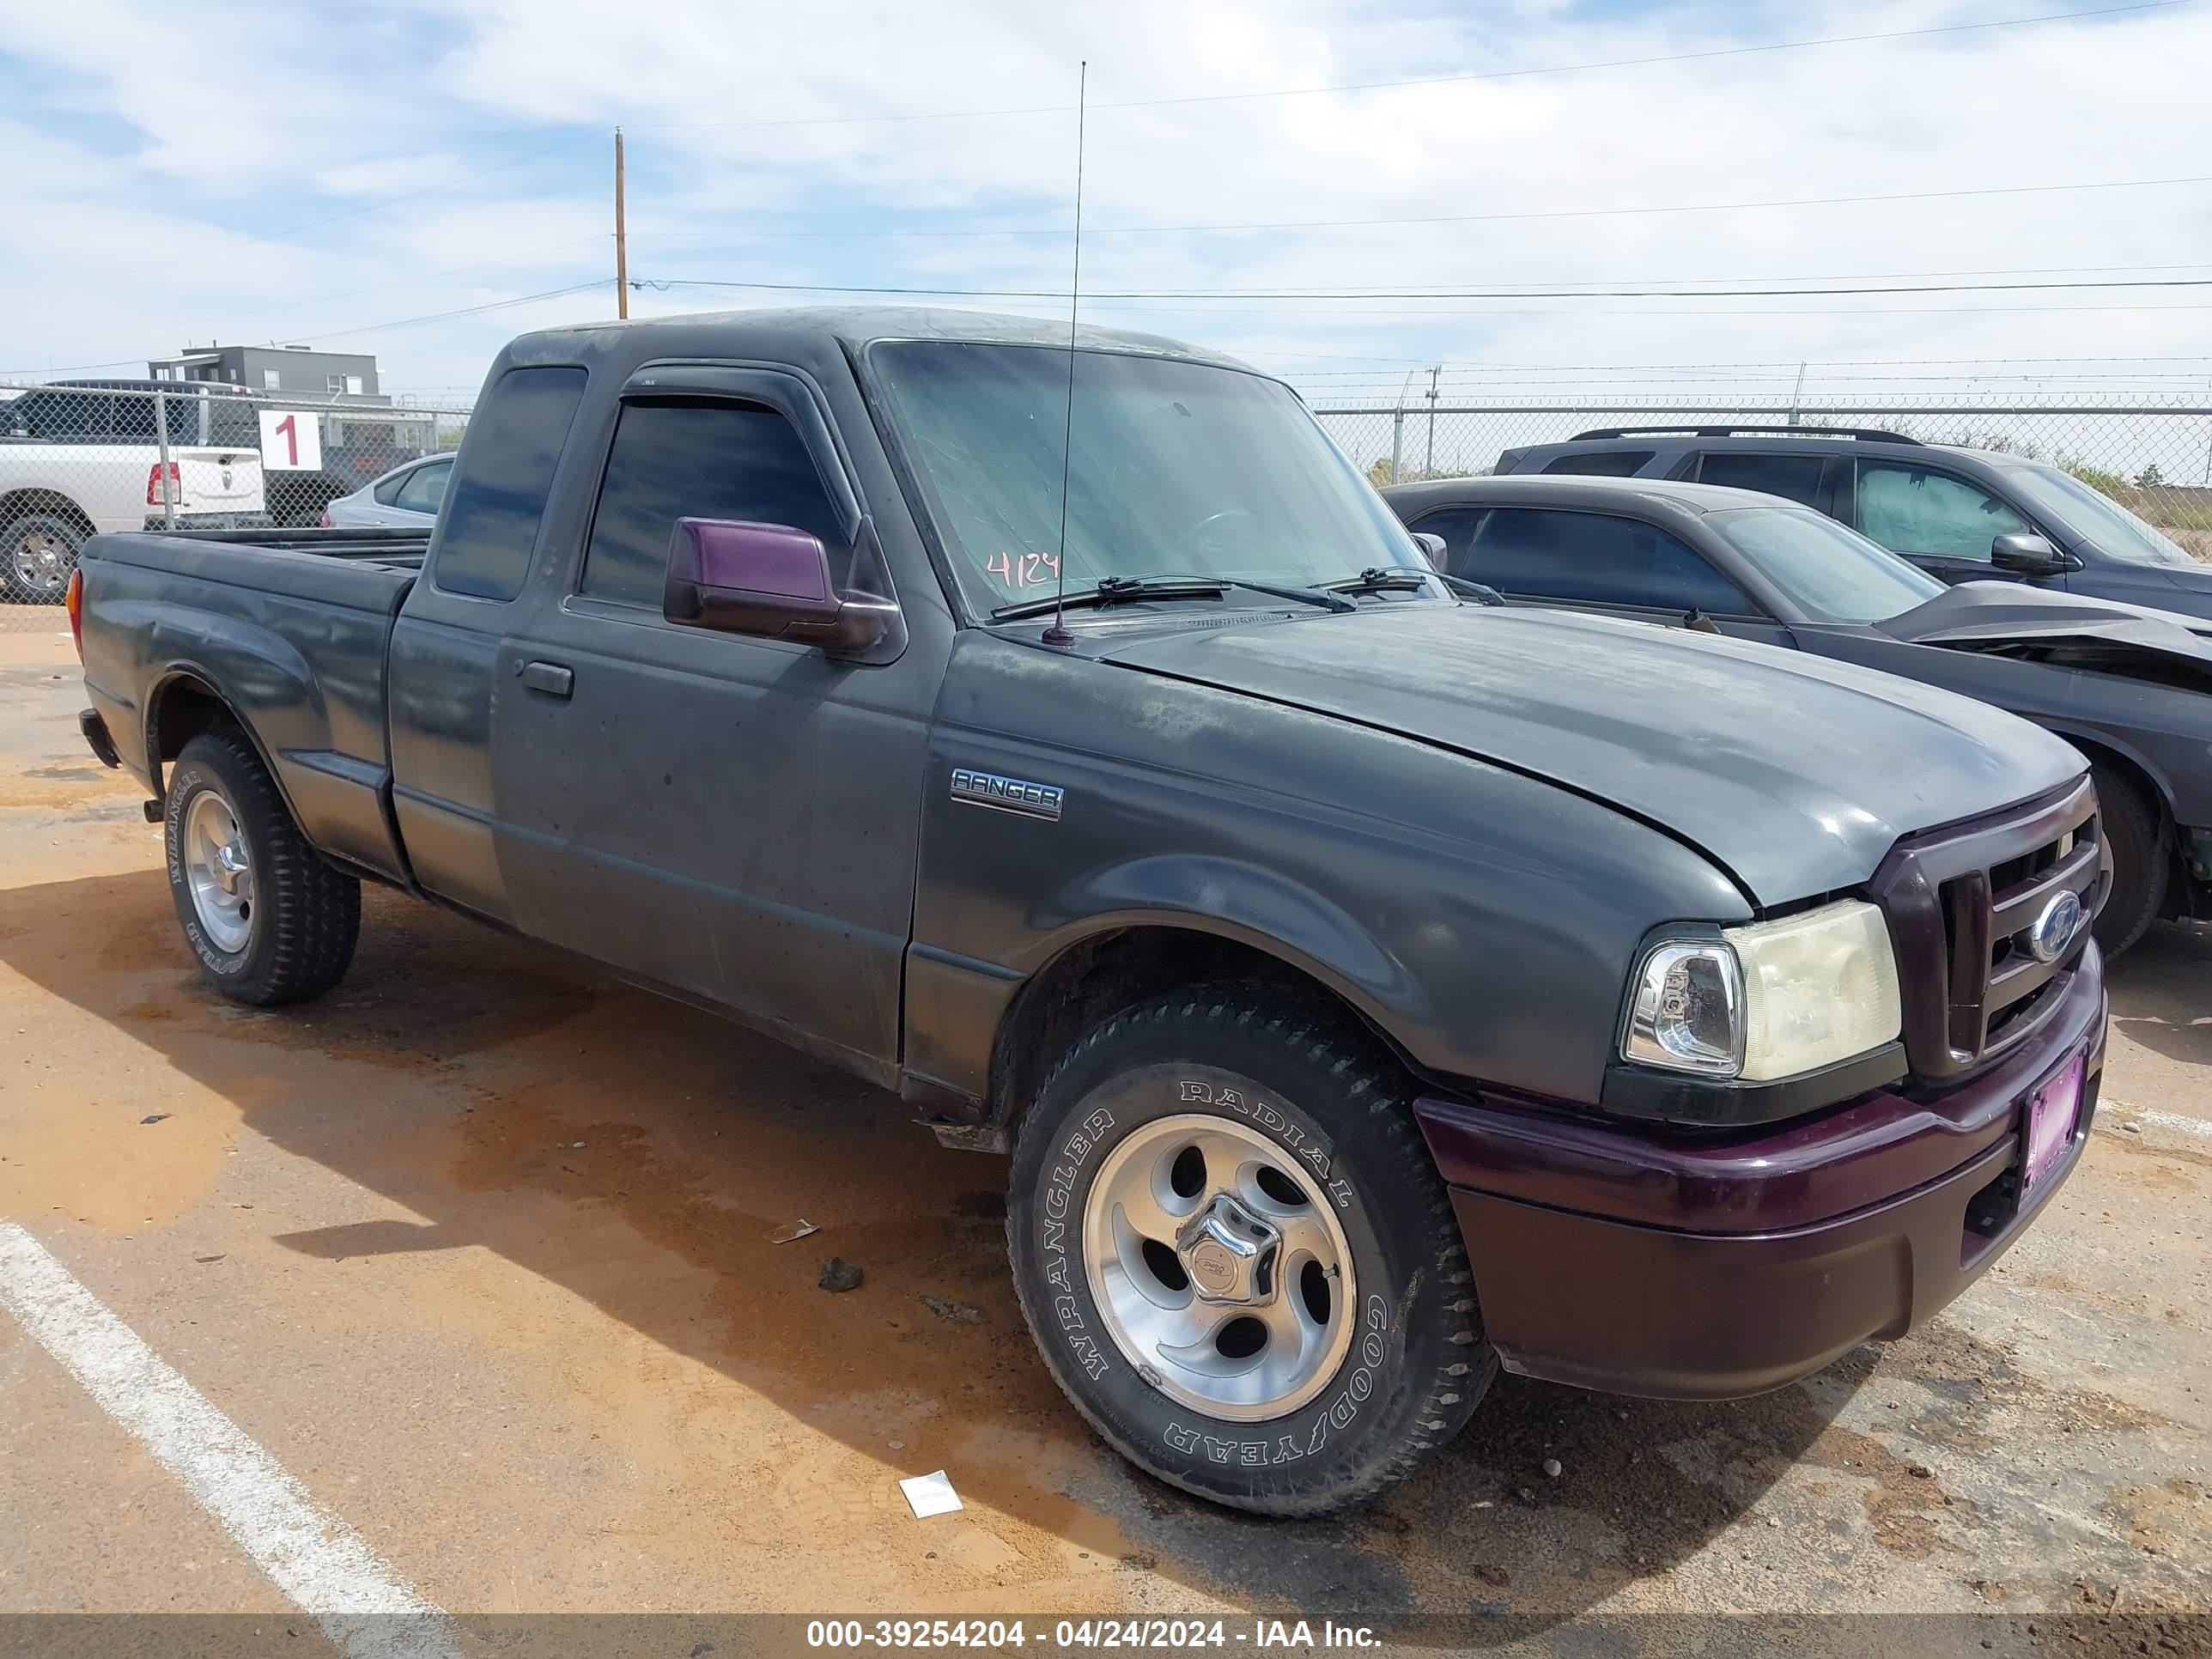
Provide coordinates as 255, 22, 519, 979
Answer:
519, 660, 574, 698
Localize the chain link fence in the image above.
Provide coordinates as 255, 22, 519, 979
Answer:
9, 384, 2211, 631
1, 380, 471, 625
1312, 394, 2212, 562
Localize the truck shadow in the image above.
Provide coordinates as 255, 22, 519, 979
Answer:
0, 867, 1889, 1632
2104, 922, 2212, 1069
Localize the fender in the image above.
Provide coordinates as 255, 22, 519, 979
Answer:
126, 603, 408, 884
132, 604, 324, 794
903, 852, 1435, 1114
2033, 715, 2201, 827
1026, 852, 1419, 1015
143, 662, 300, 812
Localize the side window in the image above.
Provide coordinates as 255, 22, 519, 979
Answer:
1696, 451, 1826, 506
372, 471, 408, 506
392, 458, 453, 515
1542, 450, 1653, 477
208, 398, 261, 448
112, 392, 161, 441
578, 398, 848, 609
20, 392, 107, 439
1459, 507, 1753, 614
431, 366, 588, 601
1407, 507, 1488, 570
1856, 462, 2027, 561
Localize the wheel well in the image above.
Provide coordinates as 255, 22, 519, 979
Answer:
2067, 735, 2185, 913
987, 926, 1405, 1135
2069, 736, 2170, 834
0, 489, 94, 538
149, 676, 240, 781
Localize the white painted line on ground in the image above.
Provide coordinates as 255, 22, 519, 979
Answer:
2100, 1103, 2212, 1139
0, 1222, 460, 1659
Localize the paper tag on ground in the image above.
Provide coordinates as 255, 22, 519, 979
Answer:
899, 1470, 963, 1518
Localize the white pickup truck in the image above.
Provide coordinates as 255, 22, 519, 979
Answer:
1, 380, 268, 602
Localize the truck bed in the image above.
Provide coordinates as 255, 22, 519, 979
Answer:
77, 526, 422, 886
137, 524, 432, 568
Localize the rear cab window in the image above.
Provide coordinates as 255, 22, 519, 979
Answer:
429, 366, 589, 601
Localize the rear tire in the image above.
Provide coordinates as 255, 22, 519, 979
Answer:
3, 510, 84, 605
1006, 988, 1492, 1516
164, 728, 360, 1005
2090, 762, 2164, 959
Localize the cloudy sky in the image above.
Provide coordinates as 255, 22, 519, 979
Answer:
3, 0, 2209, 410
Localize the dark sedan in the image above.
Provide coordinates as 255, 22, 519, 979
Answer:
1386, 473, 2212, 955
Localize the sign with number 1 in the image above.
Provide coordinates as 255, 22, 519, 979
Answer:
257, 409, 322, 472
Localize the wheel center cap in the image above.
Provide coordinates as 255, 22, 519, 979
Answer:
1176, 1193, 1281, 1306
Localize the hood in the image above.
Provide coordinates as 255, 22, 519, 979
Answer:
1097, 605, 2082, 905
2068, 562, 2212, 623
1881, 581, 2212, 690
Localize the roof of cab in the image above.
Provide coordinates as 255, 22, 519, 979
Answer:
502, 306, 1261, 374
1382, 472, 1801, 517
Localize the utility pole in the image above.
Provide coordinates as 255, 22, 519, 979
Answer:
614, 127, 629, 320
1424, 364, 1441, 480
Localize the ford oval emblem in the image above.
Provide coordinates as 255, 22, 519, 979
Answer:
2026, 890, 2085, 963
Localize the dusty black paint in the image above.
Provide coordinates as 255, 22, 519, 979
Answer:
79, 307, 2085, 1131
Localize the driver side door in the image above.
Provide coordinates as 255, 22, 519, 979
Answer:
489, 367, 941, 1082
1845, 459, 2046, 586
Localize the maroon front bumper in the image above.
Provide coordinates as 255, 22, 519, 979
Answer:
1413, 945, 2106, 1400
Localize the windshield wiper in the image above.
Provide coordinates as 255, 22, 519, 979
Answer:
992, 574, 1228, 621
1435, 573, 1505, 606
1324, 566, 1434, 596
1321, 564, 1504, 606
1222, 578, 1358, 613
993, 572, 1367, 623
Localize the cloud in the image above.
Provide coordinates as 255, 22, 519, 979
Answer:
1, 0, 2208, 408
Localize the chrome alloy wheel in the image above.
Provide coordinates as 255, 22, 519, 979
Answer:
1082, 1112, 1357, 1421
182, 788, 255, 953
10, 528, 69, 596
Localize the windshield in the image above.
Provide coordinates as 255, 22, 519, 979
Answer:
871, 341, 1427, 615
2000, 463, 2197, 568
1705, 505, 1946, 623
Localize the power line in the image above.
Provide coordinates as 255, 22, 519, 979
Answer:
1275, 353, 2212, 372
1081, 173, 2212, 236
642, 273, 2212, 301
248, 236, 610, 317
1073, 260, 2212, 295
624, 2, 2183, 129
625, 173, 2212, 242
304, 283, 610, 343
1081, 299, 2212, 318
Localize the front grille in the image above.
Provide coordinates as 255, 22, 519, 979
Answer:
1869, 777, 2105, 1084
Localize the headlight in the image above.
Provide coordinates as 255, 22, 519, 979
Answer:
1623, 899, 1901, 1082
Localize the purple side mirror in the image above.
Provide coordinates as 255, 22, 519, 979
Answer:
663, 518, 891, 656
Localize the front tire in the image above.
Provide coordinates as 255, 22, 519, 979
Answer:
1006, 989, 1492, 1516
164, 728, 360, 1005
2090, 762, 2165, 959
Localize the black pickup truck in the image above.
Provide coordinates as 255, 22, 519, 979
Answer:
70, 308, 2109, 1516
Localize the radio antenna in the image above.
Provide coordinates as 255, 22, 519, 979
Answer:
1041, 59, 1088, 648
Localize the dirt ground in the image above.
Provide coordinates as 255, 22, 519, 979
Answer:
1, 613, 2208, 1654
